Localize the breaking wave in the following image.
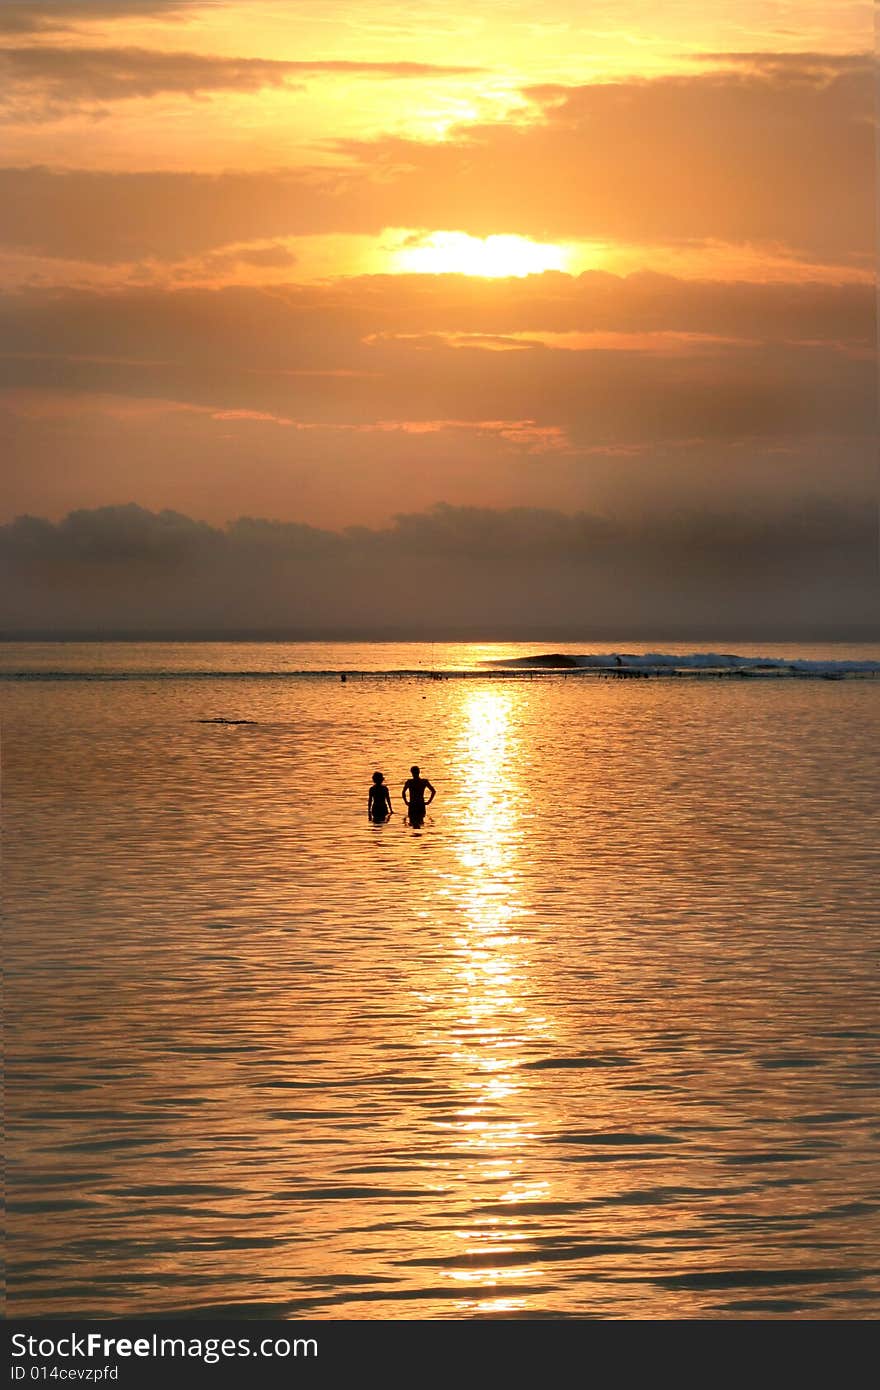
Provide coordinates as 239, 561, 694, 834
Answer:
483, 652, 880, 677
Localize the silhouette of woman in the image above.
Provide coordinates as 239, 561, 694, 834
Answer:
368, 771, 393, 822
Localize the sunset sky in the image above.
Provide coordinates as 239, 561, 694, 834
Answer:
0, 0, 876, 634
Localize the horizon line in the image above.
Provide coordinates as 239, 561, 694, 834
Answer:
2, 627, 878, 644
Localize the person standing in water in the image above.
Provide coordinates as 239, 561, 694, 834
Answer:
368, 771, 393, 823
402, 765, 436, 825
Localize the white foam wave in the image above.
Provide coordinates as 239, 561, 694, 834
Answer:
486, 652, 880, 676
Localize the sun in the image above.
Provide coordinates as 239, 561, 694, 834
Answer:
392, 231, 570, 278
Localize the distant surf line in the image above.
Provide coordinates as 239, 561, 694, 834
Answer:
2, 653, 879, 683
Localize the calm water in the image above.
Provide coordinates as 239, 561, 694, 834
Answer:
4, 642, 880, 1319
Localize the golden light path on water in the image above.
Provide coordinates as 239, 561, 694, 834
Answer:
435, 688, 552, 1315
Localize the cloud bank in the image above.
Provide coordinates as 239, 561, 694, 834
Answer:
2, 501, 876, 638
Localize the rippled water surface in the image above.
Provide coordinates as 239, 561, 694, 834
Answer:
4, 642, 880, 1319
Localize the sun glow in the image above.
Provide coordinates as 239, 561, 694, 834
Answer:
393, 231, 570, 277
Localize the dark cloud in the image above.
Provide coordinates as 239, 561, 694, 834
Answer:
1, 500, 875, 637
0, 273, 873, 348
0, 279, 873, 449
0, 166, 376, 260
0, 46, 482, 108
694, 52, 873, 73
1, 53, 871, 258
0, 1, 214, 34
336, 55, 874, 256
198, 243, 299, 272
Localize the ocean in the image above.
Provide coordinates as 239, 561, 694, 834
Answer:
4, 640, 879, 1319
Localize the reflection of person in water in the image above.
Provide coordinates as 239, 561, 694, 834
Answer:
402, 765, 436, 825
368, 771, 393, 822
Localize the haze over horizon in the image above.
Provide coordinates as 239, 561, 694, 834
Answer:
1, 0, 877, 636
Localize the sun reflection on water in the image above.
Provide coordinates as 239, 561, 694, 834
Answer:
432, 687, 555, 1311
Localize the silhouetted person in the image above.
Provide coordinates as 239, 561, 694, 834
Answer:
402, 765, 435, 826
368, 770, 393, 823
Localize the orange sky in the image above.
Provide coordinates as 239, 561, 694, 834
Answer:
0, 0, 876, 537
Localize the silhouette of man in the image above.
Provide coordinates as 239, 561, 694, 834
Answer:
402, 765, 435, 825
